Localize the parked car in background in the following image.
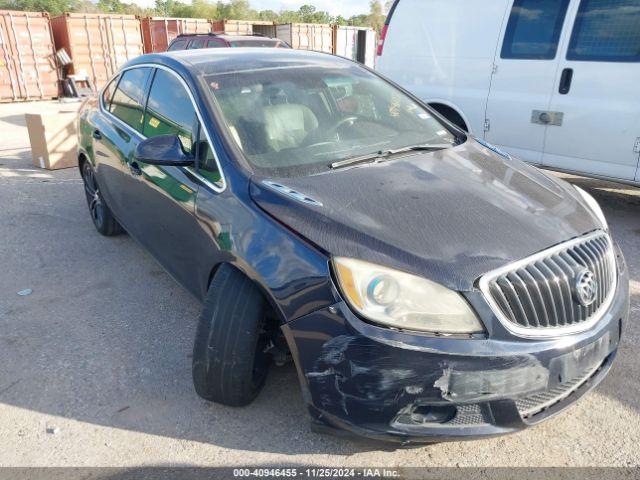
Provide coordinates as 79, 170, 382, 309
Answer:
376, 0, 640, 186
77, 48, 628, 444
167, 32, 289, 50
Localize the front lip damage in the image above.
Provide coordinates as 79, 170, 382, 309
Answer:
433, 355, 549, 403
281, 261, 628, 443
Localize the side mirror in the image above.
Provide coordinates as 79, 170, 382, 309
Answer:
134, 134, 195, 167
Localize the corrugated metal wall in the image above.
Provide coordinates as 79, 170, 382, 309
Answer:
0, 11, 377, 101
276, 23, 333, 53
141, 17, 213, 53
0, 10, 59, 102
50, 13, 144, 90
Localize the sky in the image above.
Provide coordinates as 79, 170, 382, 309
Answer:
132, 0, 371, 17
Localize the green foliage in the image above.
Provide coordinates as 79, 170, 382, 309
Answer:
0, 0, 389, 32
0, 0, 79, 15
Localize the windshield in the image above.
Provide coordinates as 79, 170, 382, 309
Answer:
205, 62, 459, 176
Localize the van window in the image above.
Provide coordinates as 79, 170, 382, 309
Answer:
109, 67, 151, 133
501, 0, 571, 59
567, 0, 640, 62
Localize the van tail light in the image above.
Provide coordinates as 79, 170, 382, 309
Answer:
377, 24, 389, 56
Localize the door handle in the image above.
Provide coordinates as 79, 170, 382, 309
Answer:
538, 112, 551, 124
559, 68, 573, 95
92, 129, 102, 140
129, 161, 142, 176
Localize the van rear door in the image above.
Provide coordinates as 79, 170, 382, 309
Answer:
542, 0, 640, 182
484, 0, 572, 164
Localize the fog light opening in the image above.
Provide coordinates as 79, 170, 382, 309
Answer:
409, 405, 457, 425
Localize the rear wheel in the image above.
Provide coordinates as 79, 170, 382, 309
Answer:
81, 161, 124, 236
192, 264, 272, 406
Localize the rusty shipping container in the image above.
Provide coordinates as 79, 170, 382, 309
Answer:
0, 10, 59, 102
276, 23, 333, 53
50, 13, 143, 90
141, 17, 213, 53
211, 19, 276, 37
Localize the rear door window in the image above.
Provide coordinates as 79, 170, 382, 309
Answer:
567, 0, 640, 62
501, 0, 571, 59
109, 67, 152, 133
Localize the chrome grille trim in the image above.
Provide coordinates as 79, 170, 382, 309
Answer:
479, 231, 617, 338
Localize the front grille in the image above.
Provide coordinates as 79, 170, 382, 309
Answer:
479, 231, 616, 336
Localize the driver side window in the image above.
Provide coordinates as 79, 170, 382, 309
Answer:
143, 68, 222, 187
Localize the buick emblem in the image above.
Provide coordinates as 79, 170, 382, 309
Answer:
574, 268, 598, 307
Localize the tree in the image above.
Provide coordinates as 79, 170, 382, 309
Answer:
0, 0, 379, 29
0, 0, 79, 15
366, 0, 385, 32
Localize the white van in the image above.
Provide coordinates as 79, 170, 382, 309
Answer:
376, 0, 640, 185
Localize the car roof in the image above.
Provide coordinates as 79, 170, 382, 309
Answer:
124, 48, 354, 77
173, 34, 279, 42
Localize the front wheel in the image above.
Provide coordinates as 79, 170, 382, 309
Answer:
81, 161, 124, 236
192, 264, 272, 407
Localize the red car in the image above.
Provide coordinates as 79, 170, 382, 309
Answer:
167, 33, 289, 51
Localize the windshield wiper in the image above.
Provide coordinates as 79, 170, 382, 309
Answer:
330, 143, 453, 169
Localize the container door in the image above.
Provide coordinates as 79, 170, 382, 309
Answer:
485, 0, 572, 164
542, 0, 640, 181
0, 15, 20, 101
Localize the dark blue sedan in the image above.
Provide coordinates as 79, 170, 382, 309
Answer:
77, 48, 629, 444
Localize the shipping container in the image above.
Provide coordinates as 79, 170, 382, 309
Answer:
334, 26, 377, 68
276, 23, 333, 53
0, 10, 59, 102
51, 13, 143, 90
212, 19, 276, 38
141, 16, 213, 53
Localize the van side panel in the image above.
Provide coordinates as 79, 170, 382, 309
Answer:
377, 0, 512, 134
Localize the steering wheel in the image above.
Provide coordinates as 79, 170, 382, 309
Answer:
302, 116, 360, 148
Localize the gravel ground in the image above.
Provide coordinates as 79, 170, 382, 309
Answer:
0, 101, 639, 468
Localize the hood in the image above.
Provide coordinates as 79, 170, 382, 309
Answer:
249, 140, 600, 291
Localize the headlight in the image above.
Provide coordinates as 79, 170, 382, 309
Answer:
333, 257, 484, 334
574, 186, 608, 230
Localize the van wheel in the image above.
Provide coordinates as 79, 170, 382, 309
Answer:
81, 161, 124, 236
192, 264, 271, 407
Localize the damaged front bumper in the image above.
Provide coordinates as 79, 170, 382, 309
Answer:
281, 259, 629, 444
